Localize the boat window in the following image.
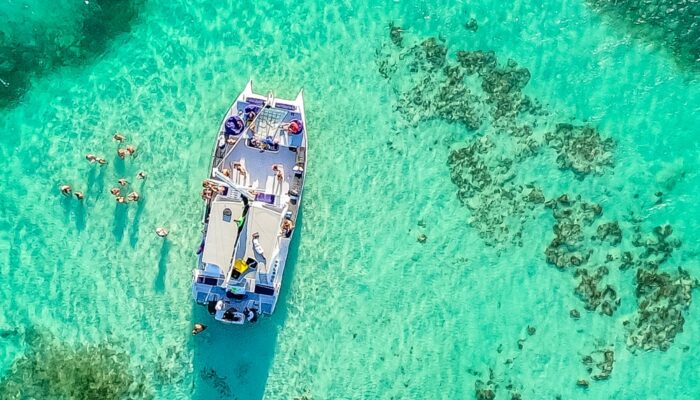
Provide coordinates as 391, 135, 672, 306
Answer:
223, 208, 232, 222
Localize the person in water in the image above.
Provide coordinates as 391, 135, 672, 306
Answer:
117, 148, 127, 159
74, 191, 84, 200
116, 196, 126, 204
192, 323, 207, 335
85, 154, 97, 163
96, 157, 108, 165
110, 187, 121, 196
126, 144, 136, 156
156, 227, 169, 237
137, 171, 147, 179
118, 178, 128, 186
60, 185, 72, 195
127, 191, 140, 202
113, 133, 125, 142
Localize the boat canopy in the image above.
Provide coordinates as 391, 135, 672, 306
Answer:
201, 198, 245, 277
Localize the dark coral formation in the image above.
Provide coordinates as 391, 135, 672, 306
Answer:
0, 0, 145, 107
586, 0, 700, 72
0, 331, 152, 400
545, 124, 614, 177
544, 195, 602, 269
465, 18, 479, 32
631, 223, 681, 268
626, 267, 698, 351
595, 221, 622, 245
448, 137, 544, 246
475, 379, 496, 400
582, 347, 615, 381
574, 267, 620, 316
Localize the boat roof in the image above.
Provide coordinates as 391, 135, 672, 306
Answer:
245, 204, 284, 273
201, 198, 245, 276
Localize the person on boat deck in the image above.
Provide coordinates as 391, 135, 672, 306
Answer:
281, 218, 294, 238
272, 164, 284, 183
233, 162, 248, 177
283, 120, 302, 134
245, 111, 257, 133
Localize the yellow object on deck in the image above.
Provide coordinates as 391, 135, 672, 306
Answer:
234, 259, 248, 274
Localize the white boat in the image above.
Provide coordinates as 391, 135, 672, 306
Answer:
191, 81, 307, 324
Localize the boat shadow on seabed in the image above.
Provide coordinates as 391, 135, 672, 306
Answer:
190, 208, 304, 400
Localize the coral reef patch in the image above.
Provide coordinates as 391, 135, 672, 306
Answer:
586, 0, 700, 72
582, 346, 615, 381
0, 330, 152, 400
0, 0, 145, 107
626, 267, 698, 351
377, 24, 699, 395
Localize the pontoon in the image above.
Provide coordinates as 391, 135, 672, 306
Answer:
191, 81, 307, 324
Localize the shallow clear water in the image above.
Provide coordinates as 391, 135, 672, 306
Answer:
0, 0, 699, 399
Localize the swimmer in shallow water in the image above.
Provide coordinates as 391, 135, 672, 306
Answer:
60, 185, 72, 195
137, 171, 147, 179
117, 148, 127, 159
96, 158, 108, 165
118, 178, 128, 186
127, 191, 140, 202
116, 196, 126, 204
85, 154, 97, 163
113, 133, 125, 142
74, 191, 84, 200
126, 144, 136, 156
110, 187, 120, 196
156, 227, 169, 237
192, 323, 207, 335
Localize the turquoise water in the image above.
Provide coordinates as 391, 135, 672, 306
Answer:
1, 0, 699, 399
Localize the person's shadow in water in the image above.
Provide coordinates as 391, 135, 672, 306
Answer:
154, 239, 170, 293
129, 191, 146, 248
73, 201, 87, 231
112, 203, 128, 242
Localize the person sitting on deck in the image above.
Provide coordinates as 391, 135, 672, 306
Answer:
281, 218, 294, 238
233, 162, 248, 178
245, 110, 257, 133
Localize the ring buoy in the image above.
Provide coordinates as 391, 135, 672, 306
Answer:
225, 116, 244, 135
288, 119, 303, 135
